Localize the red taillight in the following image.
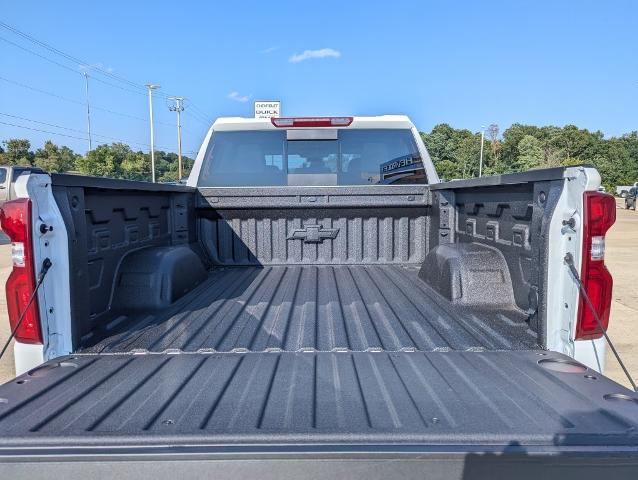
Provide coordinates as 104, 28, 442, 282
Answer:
575, 192, 616, 340
271, 117, 353, 128
0, 198, 42, 344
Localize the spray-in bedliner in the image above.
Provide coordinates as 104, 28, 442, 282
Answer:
80, 265, 538, 354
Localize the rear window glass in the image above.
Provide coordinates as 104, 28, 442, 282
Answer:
198, 129, 425, 186
0, 168, 6, 184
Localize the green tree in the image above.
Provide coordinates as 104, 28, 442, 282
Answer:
517, 135, 544, 170
155, 151, 195, 182
33, 141, 78, 173
0, 139, 33, 166
120, 150, 151, 181
421, 124, 482, 180
76, 143, 121, 177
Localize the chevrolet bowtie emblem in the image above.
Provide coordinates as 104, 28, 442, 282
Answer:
287, 225, 339, 243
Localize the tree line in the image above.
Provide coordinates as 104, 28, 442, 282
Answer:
1, 122, 637, 189
0, 139, 194, 182
420, 123, 638, 191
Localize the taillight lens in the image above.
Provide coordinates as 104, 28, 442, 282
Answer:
575, 192, 616, 340
0, 198, 43, 344
271, 117, 353, 128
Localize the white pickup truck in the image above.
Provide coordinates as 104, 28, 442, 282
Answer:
617, 182, 638, 197
0, 115, 636, 478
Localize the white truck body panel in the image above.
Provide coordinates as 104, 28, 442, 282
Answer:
543, 166, 606, 371
11, 174, 73, 374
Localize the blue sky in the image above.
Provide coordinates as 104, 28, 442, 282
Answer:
1, 0, 637, 155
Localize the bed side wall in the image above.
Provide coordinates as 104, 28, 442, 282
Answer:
427, 179, 564, 346
52, 180, 198, 348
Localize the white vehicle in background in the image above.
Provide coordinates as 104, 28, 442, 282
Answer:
616, 182, 638, 197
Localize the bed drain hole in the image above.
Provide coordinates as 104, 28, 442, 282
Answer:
57, 361, 78, 368
28, 361, 78, 377
538, 358, 587, 373
603, 394, 638, 405
584, 374, 597, 380
16, 379, 28, 385
162, 419, 175, 425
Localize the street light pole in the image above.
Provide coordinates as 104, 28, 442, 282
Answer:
145, 83, 161, 183
168, 97, 185, 180
82, 72, 92, 151
479, 125, 486, 178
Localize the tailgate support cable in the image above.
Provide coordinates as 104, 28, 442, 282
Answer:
564, 253, 637, 392
0, 258, 52, 361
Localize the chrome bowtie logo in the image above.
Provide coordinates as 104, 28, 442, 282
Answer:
287, 224, 339, 243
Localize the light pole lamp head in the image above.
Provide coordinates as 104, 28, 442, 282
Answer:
145, 84, 161, 90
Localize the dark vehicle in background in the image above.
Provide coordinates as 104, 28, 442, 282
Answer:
625, 186, 637, 210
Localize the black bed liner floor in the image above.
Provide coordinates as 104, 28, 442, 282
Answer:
82, 265, 538, 353
1, 350, 638, 451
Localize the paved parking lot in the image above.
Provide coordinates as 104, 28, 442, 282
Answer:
603, 200, 638, 388
0, 202, 636, 386
0, 243, 13, 384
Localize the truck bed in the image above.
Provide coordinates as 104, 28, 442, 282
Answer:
81, 265, 538, 354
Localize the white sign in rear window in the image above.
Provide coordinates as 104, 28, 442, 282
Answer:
254, 101, 281, 119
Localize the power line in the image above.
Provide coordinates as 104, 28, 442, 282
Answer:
0, 35, 80, 75
189, 104, 214, 124
0, 75, 174, 126
186, 107, 211, 123
0, 116, 174, 151
1, 21, 212, 152
0, 75, 84, 105
0, 120, 93, 142
0, 21, 213, 119
183, 109, 211, 126
88, 75, 148, 97
1, 34, 147, 97
0, 21, 147, 92
1, 21, 180, 100
1, 112, 91, 134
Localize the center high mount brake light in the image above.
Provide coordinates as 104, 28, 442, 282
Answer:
271, 117, 353, 128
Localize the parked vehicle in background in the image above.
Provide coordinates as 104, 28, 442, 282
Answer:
625, 186, 637, 210
616, 182, 638, 197
0, 115, 637, 477
0, 165, 45, 206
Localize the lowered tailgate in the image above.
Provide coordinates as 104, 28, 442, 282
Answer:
0, 350, 637, 478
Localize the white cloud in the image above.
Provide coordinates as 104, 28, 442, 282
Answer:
289, 48, 341, 63
261, 46, 278, 54
227, 91, 250, 102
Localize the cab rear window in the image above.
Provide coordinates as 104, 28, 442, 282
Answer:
198, 129, 426, 186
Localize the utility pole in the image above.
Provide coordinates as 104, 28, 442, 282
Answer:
145, 83, 161, 183
83, 72, 92, 151
479, 125, 486, 178
168, 97, 185, 180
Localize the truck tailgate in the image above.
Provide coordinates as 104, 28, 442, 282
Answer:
1, 350, 638, 451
